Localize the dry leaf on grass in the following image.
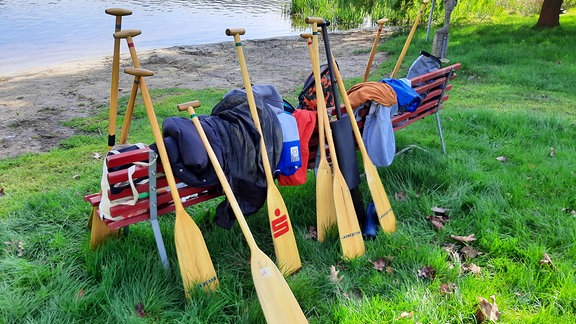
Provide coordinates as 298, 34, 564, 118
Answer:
549, 147, 556, 157
426, 214, 449, 230
328, 265, 343, 283
462, 263, 482, 275
4, 240, 24, 256
496, 156, 508, 162
395, 190, 408, 201
398, 311, 413, 319
440, 283, 456, 294
538, 253, 556, 269
0, 187, 5, 197
92, 152, 102, 159
476, 295, 501, 323
461, 245, 482, 259
451, 234, 477, 243
135, 302, 147, 318
370, 258, 387, 272
305, 226, 317, 240
431, 206, 449, 216
417, 266, 435, 279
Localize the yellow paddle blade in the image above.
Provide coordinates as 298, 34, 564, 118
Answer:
174, 209, 219, 297
89, 209, 119, 249
267, 185, 302, 276
316, 159, 337, 242
252, 249, 309, 324
364, 160, 397, 233
333, 173, 365, 260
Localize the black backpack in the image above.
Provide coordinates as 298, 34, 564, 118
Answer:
297, 64, 335, 111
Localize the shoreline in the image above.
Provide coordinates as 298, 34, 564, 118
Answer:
0, 27, 392, 159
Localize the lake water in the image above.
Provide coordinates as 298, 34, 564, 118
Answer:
0, 0, 304, 75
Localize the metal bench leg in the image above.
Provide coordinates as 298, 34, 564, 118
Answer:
435, 111, 446, 154
148, 150, 170, 270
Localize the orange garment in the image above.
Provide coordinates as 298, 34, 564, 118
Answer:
347, 82, 397, 109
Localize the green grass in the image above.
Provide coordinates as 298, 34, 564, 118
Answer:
2, 12, 576, 323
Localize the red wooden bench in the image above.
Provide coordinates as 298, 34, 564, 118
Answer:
85, 63, 461, 267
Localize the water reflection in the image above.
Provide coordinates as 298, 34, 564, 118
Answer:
0, 0, 298, 75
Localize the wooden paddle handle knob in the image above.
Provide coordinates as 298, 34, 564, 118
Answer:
124, 68, 154, 77
376, 18, 389, 25
225, 28, 245, 36
177, 101, 201, 111
113, 29, 141, 39
105, 8, 133, 16
305, 17, 324, 24
422, 0, 430, 4
300, 33, 312, 39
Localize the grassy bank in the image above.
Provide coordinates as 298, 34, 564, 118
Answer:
1, 13, 576, 323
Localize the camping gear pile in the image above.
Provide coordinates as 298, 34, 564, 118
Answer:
88, 2, 456, 321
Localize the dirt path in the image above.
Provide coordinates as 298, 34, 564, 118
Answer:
0, 28, 393, 159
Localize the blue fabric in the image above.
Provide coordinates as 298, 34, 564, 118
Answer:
361, 101, 396, 167
379, 78, 422, 113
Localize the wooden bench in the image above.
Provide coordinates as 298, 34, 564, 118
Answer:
85, 63, 461, 266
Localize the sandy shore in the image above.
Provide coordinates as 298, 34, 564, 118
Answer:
0, 28, 393, 159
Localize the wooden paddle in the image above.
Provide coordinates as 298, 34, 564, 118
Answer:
179, 102, 308, 324
390, 0, 430, 78
123, 67, 219, 297
306, 17, 365, 259
363, 18, 389, 82
299, 33, 336, 242
113, 29, 143, 144
89, 8, 132, 248
225, 28, 302, 276
331, 57, 397, 233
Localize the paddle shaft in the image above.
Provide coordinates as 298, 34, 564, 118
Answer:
105, 8, 132, 149
226, 28, 301, 275
318, 21, 341, 119
331, 57, 397, 233
363, 18, 388, 82
390, 0, 429, 78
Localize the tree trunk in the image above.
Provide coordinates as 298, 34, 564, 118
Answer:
536, 0, 563, 28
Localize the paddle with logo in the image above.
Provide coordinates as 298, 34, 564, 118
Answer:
178, 101, 308, 324
305, 17, 365, 259
225, 28, 302, 276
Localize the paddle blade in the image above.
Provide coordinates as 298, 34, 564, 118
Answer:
252, 249, 308, 324
89, 209, 119, 249
267, 185, 302, 276
174, 208, 219, 297
316, 159, 337, 242
333, 173, 365, 259
364, 160, 397, 233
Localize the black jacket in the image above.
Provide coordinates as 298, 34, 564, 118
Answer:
152, 88, 282, 229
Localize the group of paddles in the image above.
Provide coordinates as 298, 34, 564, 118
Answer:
88, 4, 440, 322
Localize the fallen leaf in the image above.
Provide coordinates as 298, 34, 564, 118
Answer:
386, 266, 394, 274
476, 295, 501, 322
549, 147, 556, 157
440, 283, 456, 294
462, 263, 482, 275
496, 156, 508, 162
426, 214, 449, 230
451, 234, 477, 243
399, 311, 413, 319
417, 266, 435, 279
431, 206, 449, 216
0, 188, 5, 197
395, 190, 408, 201
135, 302, 147, 318
538, 253, 556, 269
343, 288, 362, 300
304, 226, 317, 240
328, 265, 343, 283
93, 152, 102, 159
4, 239, 24, 256
72, 174, 80, 180
461, 246, 482, 259
370, 257, 388, 272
